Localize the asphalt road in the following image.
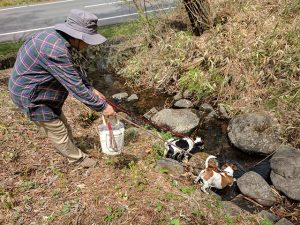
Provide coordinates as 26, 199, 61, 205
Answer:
0, 0, 176, 42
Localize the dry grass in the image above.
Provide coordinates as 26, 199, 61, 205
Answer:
0, 69, 259, 224
110, 0, 300, 148
0, 0, 54, 7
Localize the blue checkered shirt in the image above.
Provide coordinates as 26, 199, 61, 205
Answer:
8, 29, 107, 121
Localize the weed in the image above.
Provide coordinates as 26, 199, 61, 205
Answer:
159, 168, 169, 174
159, 131, 173, 140
179, 68, 215, 100
51, 189, 61, 199
98, 20, 141, 38
21, 180, 38, 190
104, 206, 126, 223
50, 164, 67, 187
224, 214, 234, 225
260, 218, 274, 225
2, 149, 20, 162
0, 42, 23, 56
23, 195, 32, 205
179, 186, 195, 195
156, 201, 163, 212
163, 192, 176, 201
0, 0, 49, 7
152, 142, 165, 159
192, 209, 204, 218
104, 156, 115, 166
125, 127, 139, 143
61, 202, 71, 214
170, 217, 180, 225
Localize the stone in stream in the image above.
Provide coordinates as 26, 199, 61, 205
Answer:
183, 89, 192, 99
228, 113, 281, 155
143, 107, 158, 120
127, 94, 139, 102
270, 145, 300, 201
173, 92, 182, 101
151, 109, 200, 134
112, 92, 128, 101
198, 103, 218, 121
173, 99, 193, 108
237, 171, 278, 206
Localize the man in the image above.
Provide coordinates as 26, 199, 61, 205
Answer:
8, 9, 116, 168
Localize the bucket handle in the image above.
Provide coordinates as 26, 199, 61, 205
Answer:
102, 115, 118, 152
102, 115, 120, 125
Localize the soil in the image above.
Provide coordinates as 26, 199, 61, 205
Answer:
0, 69, 257, 224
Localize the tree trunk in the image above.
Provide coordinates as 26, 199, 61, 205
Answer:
183, 0, 212, 36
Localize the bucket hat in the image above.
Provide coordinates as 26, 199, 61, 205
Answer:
54, 9, 106, 45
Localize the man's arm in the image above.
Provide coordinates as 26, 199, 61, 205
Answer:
43, 52, 115, 115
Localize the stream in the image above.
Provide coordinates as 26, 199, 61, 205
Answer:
89, 71, 272, 214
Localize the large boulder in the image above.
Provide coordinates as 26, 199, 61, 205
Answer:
270, 145, 300, 201
237, 171, 278, 206
228, 113, 281, 155
151, 109, 199, 134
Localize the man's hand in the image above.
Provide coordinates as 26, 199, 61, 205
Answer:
93, 88, 116, 116
92, 88, 106, 100
103, 104, 116, 116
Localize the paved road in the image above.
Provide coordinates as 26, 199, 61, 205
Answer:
0, 0, 175, 42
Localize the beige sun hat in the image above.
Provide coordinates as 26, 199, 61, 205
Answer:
54, 9, 107, 45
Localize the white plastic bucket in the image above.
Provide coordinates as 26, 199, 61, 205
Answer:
98, 116, 125, 155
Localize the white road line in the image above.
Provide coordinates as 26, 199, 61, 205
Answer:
0, 0, 74, 12
0, 26, 54, 37
0, 7, 176, 37
84, 0, 133, 8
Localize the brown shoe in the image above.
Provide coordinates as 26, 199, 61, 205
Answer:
76, 157, 98, 168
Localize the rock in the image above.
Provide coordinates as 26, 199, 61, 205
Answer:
151, 109, 200, 134
237, 171, 278, 206
143, 107, 158, 120
258, 210, 280, 223
173, 99, 193, 108
112, 92, 128, 101
218, 103, 230, 118
199, 103, 214, 114
199, 103, 218, 121
183, 90, 192, 99
222, 201, 246, 217
228, 113, 281, 155
173, 92, 182, 101
275, 218, 294, 225
270, 145, 300, 201
127, 94, 139, 102
187, 152, 209, 175
155, 158, 184, 177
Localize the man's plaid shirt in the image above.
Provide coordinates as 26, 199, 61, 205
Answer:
9, 29, 107, 121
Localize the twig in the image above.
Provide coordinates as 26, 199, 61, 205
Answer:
242, 195, 264, 208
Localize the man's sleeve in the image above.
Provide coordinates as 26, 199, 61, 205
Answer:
43, 52, 107, 112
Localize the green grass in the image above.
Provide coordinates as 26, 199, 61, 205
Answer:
0, 42, 23, 57
0, 0, 51, 7
0, 20, 141, 58
98, 20, 142, 38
